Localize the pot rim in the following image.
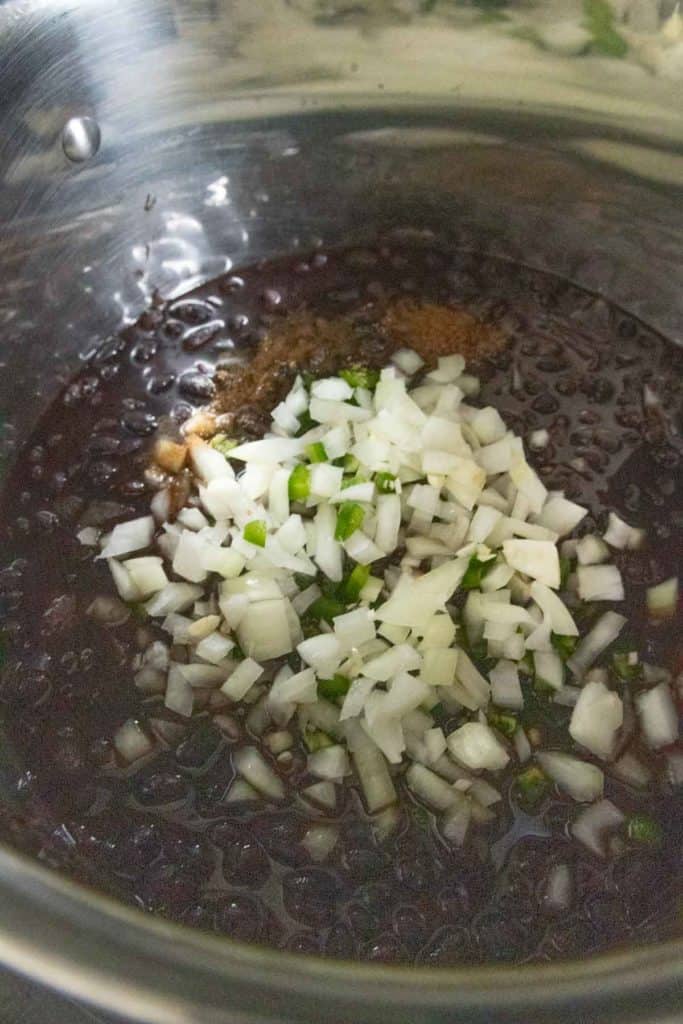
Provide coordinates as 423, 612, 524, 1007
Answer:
0, 843, 680, 1024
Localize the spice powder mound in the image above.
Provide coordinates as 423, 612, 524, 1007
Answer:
210, 300, 506, 428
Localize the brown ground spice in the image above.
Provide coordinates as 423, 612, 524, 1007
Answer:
210, 300, 505, 432
380, 299, 505, 363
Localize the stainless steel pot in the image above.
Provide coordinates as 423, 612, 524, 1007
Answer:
0, 1, 681, 1020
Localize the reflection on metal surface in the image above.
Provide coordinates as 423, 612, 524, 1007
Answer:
61, 116, 101, 163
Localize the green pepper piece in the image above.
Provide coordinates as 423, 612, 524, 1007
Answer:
515, 764, 549, 806
243, 520, 267, 548
288, 464, 311, 502
551, 633, 578, 661
559, 556, 572, 590
375, 471, 398, 494
317, 674, 351, 701
583, 0, 628, 58
309, 595, 347, 624
341, 474, 367, 490
612, 650, 640, 681
341, 564, 370, 602
339, 366, 380, 390
335, 501, 364, 541
303, 728, 335, 753
627, 813, 662, 845
210, 433, 238, 456
487, 708, 518, 739
295, 410, 315, 436
461, 554, 496, 591
306, 441, 328, 463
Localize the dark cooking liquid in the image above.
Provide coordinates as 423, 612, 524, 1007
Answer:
0, 244, 681, 965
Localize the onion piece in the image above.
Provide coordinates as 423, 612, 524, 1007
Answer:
406, 763, 462, 811
454, 650, 490, 708
339, 677, 376, 721
534, 495, 587, 537
502, 539, 560, 589
363, 644, 422, 682
609, 751, 652, 789
233, 746, 285, 801
577, 565, 624, 602
537, 751, 603, 802
97, 516, 155, 560
514, 728, 531, 763
87, 595, 130, 627
344, 718, 396, 812
297, 633, 343, 678
123, 556, 169, 598
113, 719, 154, 762
604, 512, 645, 551
544, 863, 572, 911
225, 779, 260, 804
441, 799, 472, 847
646, 577, 679, 620
108, 558, 143, 602
572, 799, 625, 857
270, 668, 317, 706
567, 611, 627, 679
178, 662, 227, 689
220, 659, 264, 701
636, 682, 678, 749
576, 535, 610, 566
447, 722, 510, 772
334, 607, 376, 650
237, 598, 293, 661
533, 650, 564, 692
308, 745, 350, 781
301, 781, 337, 811
302, 824, 339, 862
165, 665, 194, 717
530, 581, 578, 636
195, 632, 234, 664
569, 681, 623, 760
420, 648, 458, 688
145, 583, 205, 616
489, 660, 523, 709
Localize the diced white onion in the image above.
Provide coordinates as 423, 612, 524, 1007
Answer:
534, 496, 587, 537
571, 799, 625, 856
308, 744, 350, 781
533, 650, 564, 692
302, 824, 339, 862
297, 633, 343, 677
345, 718, 397, 812
113, 719, 154, 762
489, 660, 523, 709
220, 658, 264, 701
537, 751, 603, 802
237, 598, 293, 661
567, 611, 627, 679
646, 577, 679, 620
146, 583, 205, 616
503, 539, 560, 589
233, 746, 285, 800
569, 681, 623, 760
576, 535, 610, 566
604, 512, 645, 551
636, 682, 678, 749
447, 722, 509, 772
577, 565, 624, 602
98, 516, 155, 560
